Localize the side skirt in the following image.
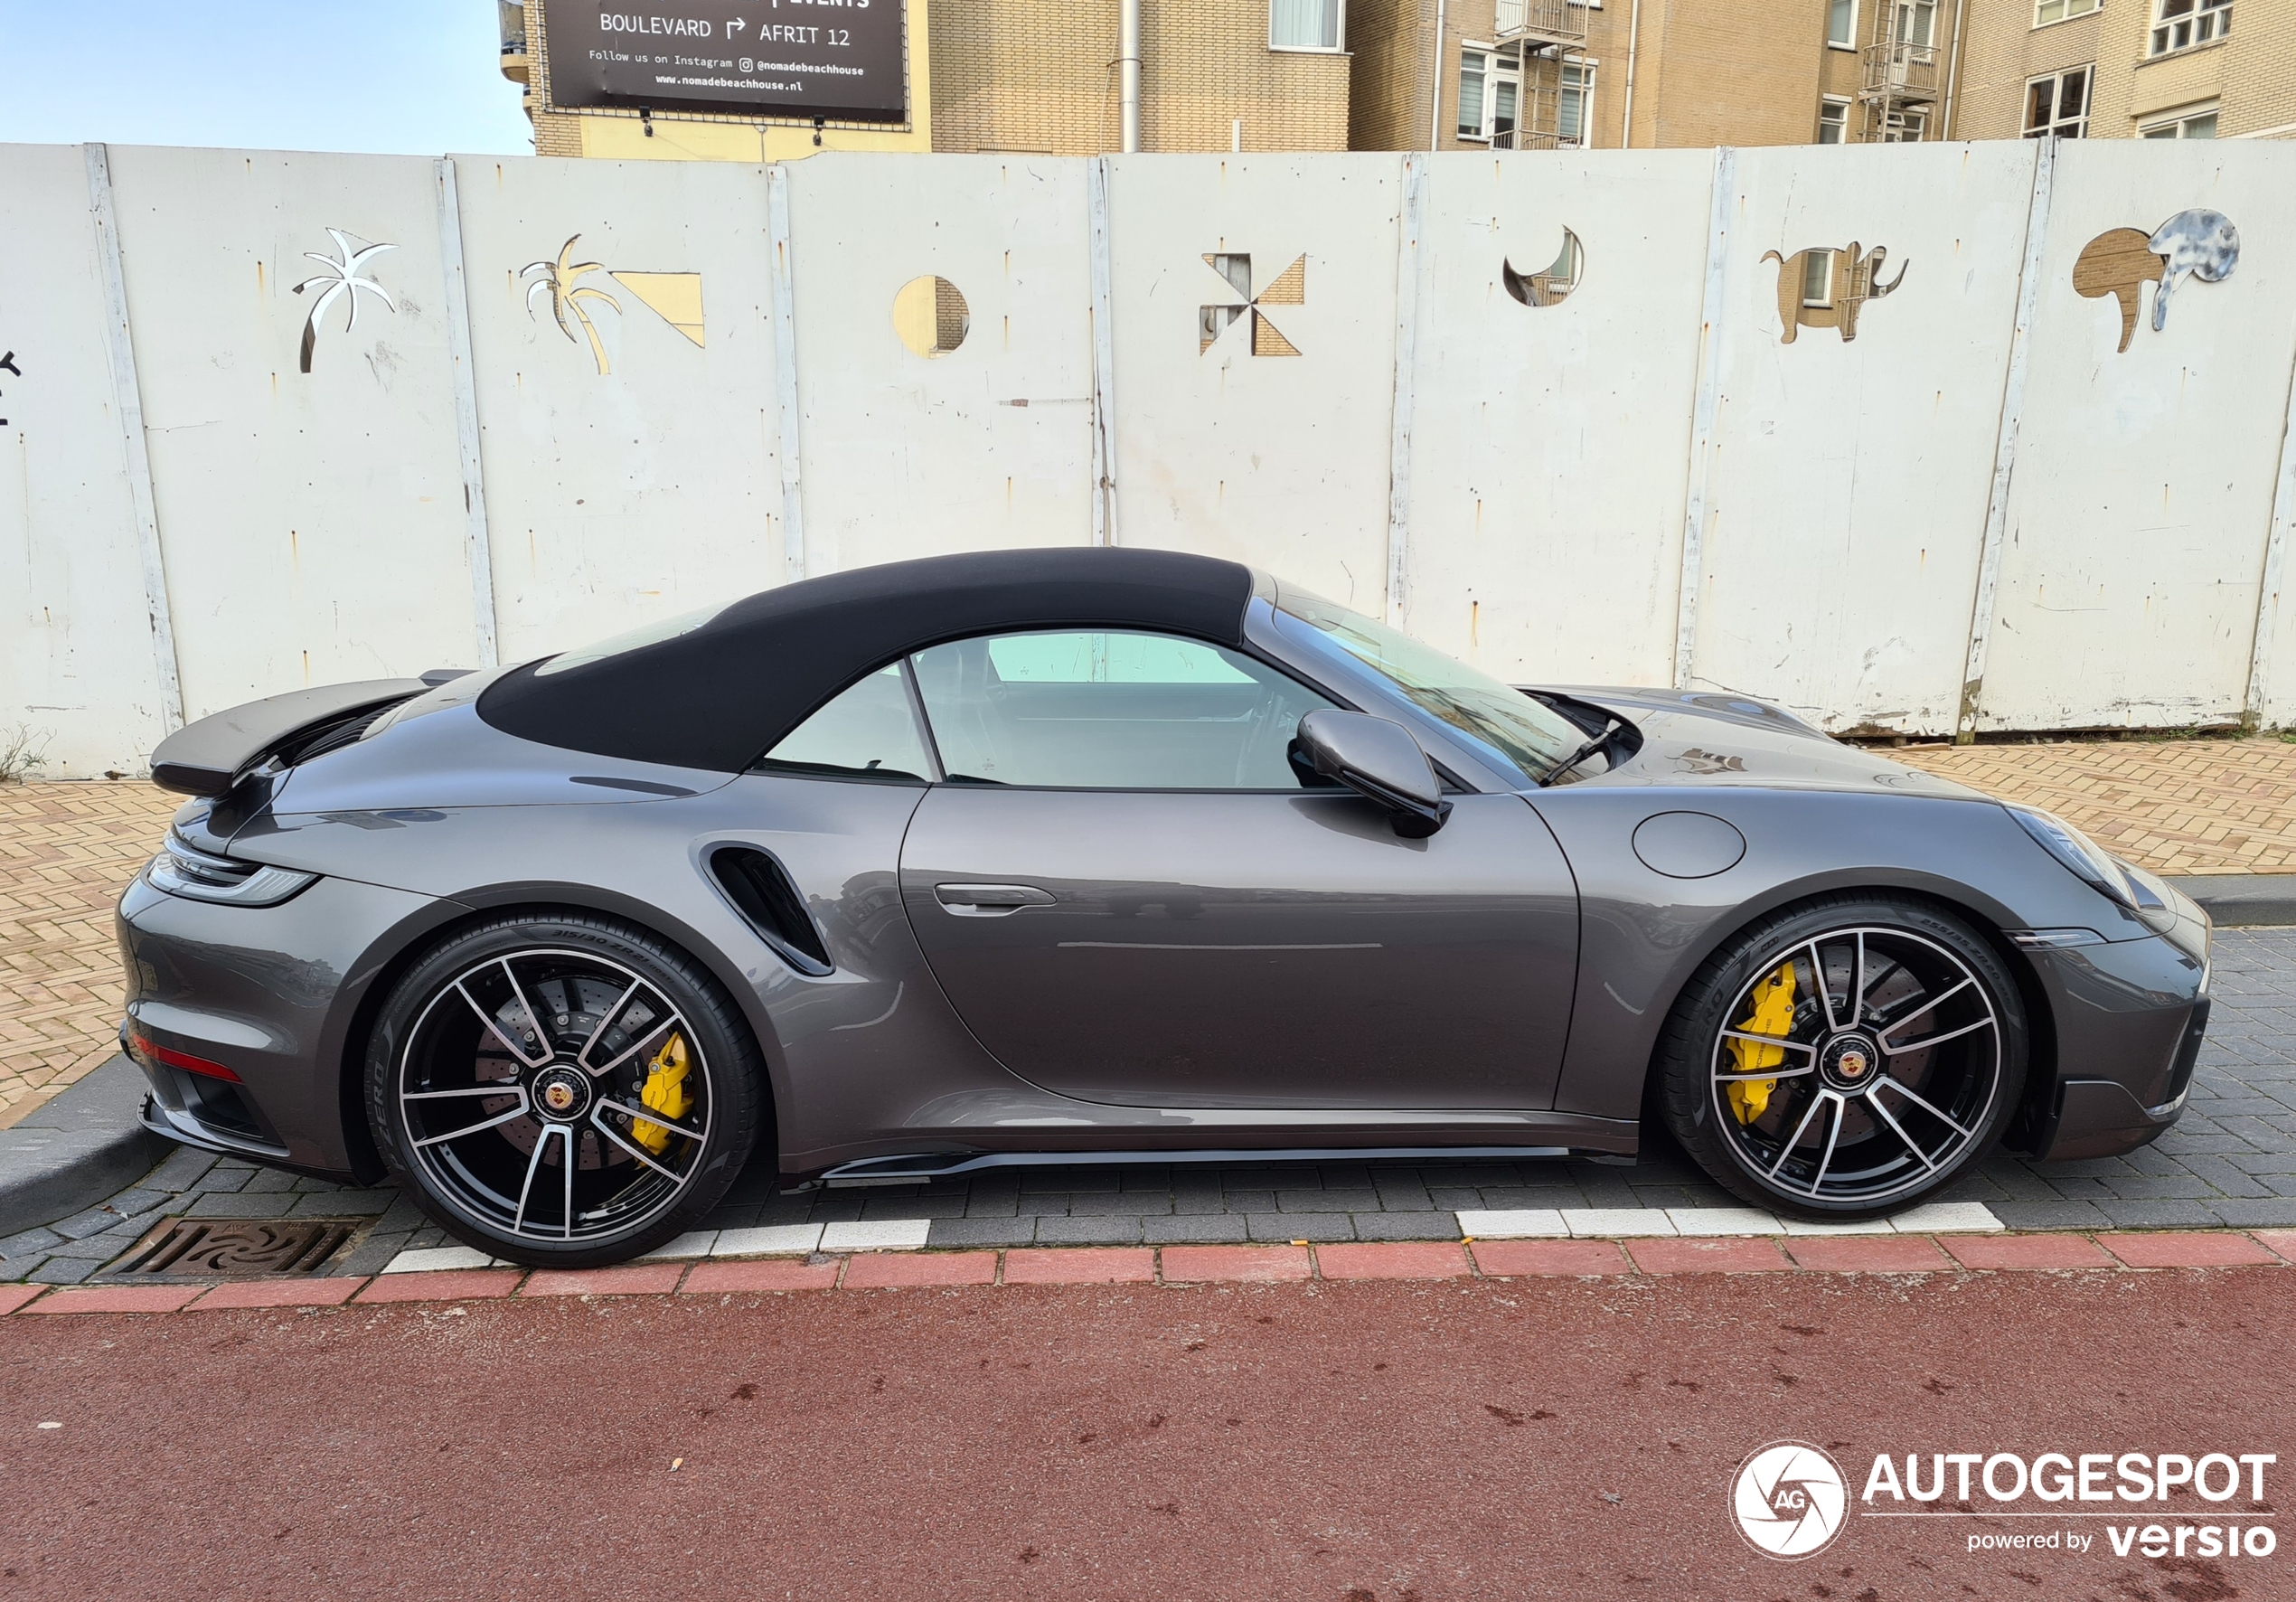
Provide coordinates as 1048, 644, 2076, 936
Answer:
814, 1135, 1633, 1189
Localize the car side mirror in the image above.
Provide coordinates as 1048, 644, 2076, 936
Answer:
1295, 710, 1452, 838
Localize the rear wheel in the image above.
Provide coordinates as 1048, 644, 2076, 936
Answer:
367, 913, 764, 1267
1658, 897, 2026, 1219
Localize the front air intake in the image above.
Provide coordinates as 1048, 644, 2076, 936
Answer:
708, 845, 833, 975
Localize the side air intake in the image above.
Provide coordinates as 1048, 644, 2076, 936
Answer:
708, 845, 833, 975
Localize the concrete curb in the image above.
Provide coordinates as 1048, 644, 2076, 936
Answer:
5, 1229, 2291, 1317
0, 1056, 165, 1239
2168, 874, 2296, 927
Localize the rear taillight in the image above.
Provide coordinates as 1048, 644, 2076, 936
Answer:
145, 835, 317, 907
126, 1027, 241, 1083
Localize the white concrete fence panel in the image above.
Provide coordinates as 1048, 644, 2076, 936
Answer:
0, 145, 173, 770
1981, 139, 2296, 734
2, 142, 2291, 777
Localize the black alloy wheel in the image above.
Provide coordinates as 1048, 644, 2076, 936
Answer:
1659, 896, 2028, 1219
368, 913, 764, 1267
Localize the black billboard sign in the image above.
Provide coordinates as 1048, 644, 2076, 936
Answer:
542, 1, 907, 125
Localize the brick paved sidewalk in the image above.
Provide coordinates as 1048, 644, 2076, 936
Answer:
1891, 736, 2296, 875
0, 737, 2289, 1128
0, 783, 179, 1124
5, 927, 2290, 1286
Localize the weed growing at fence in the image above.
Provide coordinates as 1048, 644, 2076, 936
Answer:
0, 723, 52, 783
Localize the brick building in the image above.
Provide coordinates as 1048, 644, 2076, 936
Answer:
1351, 0, 1971, 154
500, 0, 1347, 159
500, 0, 2289, 162
1952, 0, 2292, 141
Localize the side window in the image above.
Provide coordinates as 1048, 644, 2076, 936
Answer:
756, 664, 935, 783
908, 630, 1335, 790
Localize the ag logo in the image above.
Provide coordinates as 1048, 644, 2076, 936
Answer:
1730, 1441, 1848, 1560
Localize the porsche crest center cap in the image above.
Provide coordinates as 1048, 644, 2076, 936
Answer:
1821, 1035, 1881, 1090
532, 1067, 590, 1122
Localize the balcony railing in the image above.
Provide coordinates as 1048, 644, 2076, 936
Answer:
1493, 0, 1588, 47
1860, 41, 1940, 101
1491, 127, 1580, 151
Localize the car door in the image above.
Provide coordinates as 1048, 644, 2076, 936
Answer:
896, 628, 1580, 1111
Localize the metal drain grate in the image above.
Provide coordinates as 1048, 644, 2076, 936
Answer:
107, 1219, 358, 1278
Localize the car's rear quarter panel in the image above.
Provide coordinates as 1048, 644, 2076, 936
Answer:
227, 770, 1034, 1173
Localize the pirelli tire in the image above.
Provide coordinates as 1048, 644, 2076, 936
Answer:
1657, 895, 2028, 1220
367, 911, 765, 1269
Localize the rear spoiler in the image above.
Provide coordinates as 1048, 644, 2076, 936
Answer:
150, 679, 425, 797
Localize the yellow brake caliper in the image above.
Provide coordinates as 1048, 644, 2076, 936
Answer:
1725, 961, 1798, 1124
632, 1032, 693, 1155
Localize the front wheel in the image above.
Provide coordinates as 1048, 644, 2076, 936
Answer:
1657, 898, 2027, 1220
367, 913, 765, 1268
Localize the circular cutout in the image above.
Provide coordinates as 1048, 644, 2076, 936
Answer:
892, 275, 970, 357
1632, 810, 1746, 879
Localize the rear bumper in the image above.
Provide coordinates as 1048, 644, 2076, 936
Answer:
117, 869, 466, 1180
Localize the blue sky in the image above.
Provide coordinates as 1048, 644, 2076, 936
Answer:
0, 2, 533, 155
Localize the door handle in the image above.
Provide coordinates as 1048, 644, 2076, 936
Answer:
935, 882, 1057, 916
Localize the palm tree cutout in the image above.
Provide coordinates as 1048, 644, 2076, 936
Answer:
291, 230, 397, 373
521, 235, 621, 375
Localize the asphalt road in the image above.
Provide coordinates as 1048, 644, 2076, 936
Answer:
4, 1268, 2289, 1600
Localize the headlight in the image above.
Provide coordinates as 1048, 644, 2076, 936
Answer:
146, 837, 318, 907
2004, 804, 2136, 908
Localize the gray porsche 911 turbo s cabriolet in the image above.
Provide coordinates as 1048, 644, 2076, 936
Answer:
119, 548, 2210, 1267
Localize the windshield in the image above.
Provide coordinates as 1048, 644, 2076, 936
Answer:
1275, 588, 1588, 783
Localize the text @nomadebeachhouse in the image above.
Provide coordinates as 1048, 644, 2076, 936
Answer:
1733, 1441, 2279, 1566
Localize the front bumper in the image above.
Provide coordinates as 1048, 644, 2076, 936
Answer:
2030, 995, 2209, 1162
2018, 907, 2211, 1163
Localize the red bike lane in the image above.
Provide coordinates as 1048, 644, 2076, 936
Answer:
3, 1267, 2288, 1600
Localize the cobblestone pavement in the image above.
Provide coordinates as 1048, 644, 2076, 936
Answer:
1891, 736, 2296, 874
0, 782, 178, 1122
4, 928, 2288, 1284
2, 746, 2290, 1122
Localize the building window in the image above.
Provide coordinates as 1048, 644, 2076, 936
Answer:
1802, 251, 1835, 307
2141, 103, 2219, 137
1270, 0, 1343, 51
1456, 46, 1520, 140
1200, 254, 1251, 346
2024, 65, 2091, 136
2034, 0, 2100, 24
2150, 0, 2228, 55
1895, 0, 1937, 46
1882, 107, 1928, 140
1817, 97, 1850, 142
1558, 64, 1595, 144
1827, 0, 1858, 47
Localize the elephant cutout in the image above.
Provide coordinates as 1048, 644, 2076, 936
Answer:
2075, 210, 2238, 352
1502, 228, 1584, 308
1760, 243, 1908, 343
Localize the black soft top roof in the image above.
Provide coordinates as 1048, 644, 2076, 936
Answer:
478, 547, 1258, 772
